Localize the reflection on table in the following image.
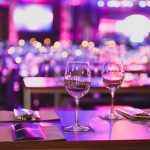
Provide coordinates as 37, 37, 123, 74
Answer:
0, 106, 150, 150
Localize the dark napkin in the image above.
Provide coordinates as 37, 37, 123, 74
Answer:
13, 123, 46, 141
0, 125, 65, 142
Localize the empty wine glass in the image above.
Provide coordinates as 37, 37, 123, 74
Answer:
64, 61, 91, 132
101, 57, 125, 120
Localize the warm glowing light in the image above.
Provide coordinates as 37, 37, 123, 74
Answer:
51, 46, 57, 52
39, 46, 47, 53
105, 40, 116, 47
142, 56, 148, 63
18, 39, 25, 46
54, 41, 61, 48
30, 38, 36, 44
75, 49, 82, 56
44, 38, 51, 45
61, 51, 68, 58
81, 40, 88, 48
35, 42, 42, 49
15, 57, 22, 64
8, 47, 15, 55
88, 41, 95, 49
32, 40, 38, 47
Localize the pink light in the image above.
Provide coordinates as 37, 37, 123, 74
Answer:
99, 18, 121, 36
9, 0, 18, 44
103, 72, 124, 81
18, 0, 49, 3
60, 32, 70, 40
70, 0, 82, 6
33, 99, 40, 107
13, 81, 20, 92
61, 22, 69, 30
61, 11, 68, 19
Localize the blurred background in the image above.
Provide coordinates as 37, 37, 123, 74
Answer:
0, 0, 150, 110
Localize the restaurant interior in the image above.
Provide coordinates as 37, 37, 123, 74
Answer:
1, 1, 150, 149
0, 0, 150, 111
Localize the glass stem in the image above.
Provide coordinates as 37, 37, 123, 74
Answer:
110, 91, 115, 114
75, 98, 79, 127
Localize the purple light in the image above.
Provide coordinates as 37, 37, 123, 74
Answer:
13, 4, 53, 32
17, 0, 49, 3
0, 0, 9, 7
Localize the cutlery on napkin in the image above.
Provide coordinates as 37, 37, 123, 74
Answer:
14, 109, 40, 121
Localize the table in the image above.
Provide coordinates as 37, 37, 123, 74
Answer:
0, 107, 150, 150
23, 77, 150, 109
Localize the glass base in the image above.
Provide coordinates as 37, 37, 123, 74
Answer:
64, 124, 90, 132
100, 112, 123, 120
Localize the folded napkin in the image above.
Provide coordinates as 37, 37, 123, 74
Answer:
0, 109, 60, 122
14, 109, 40, 121
117, 107, 150, 120
13, 123, 46, 141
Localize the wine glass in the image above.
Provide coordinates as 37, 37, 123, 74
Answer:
64, 61, 91, 132
101, 57, 125, 120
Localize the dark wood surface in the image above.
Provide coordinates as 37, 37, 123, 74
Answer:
0, 106, 150, 149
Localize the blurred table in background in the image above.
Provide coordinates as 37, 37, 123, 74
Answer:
0, 39, 150, 109
23, 77, 150, 109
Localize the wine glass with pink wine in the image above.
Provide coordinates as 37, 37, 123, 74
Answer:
101, 57, 125, 120
64, 61, 91, 132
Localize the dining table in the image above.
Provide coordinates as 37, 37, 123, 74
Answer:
0, 106, 150, 150
23, 76, 150, 109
